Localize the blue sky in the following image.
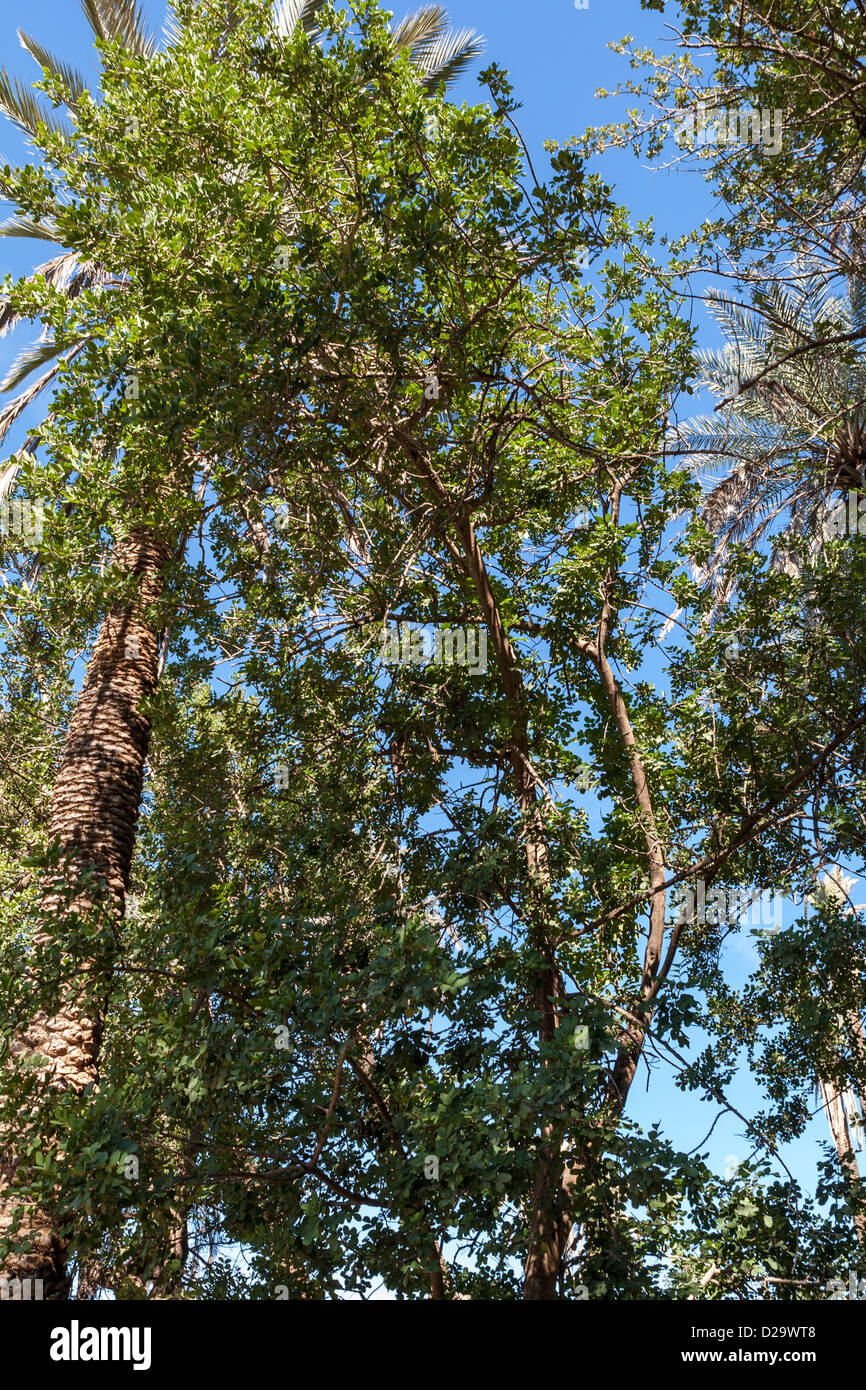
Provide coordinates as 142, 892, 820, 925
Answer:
0, 0, 854, 1284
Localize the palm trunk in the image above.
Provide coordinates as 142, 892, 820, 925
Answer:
0, 528, 169, 1299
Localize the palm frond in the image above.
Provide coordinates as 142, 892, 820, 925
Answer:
31, 250, 83, 291
111, 0, 158, 57
391, 5, 449, 52
0, 255, 111, 342
0, 252, 89, 339
0, 68, 71, 142
81, 0, 157, 58
849, 274, 866, 335
0, 337, 64, 394
704, 291, 769, 360
273, 0, 329, 40
0, 301, 21, 340
413, 27, 485, 92
679, 264, 866, 596
79, 0, 110, 43
0, 428, 45, 501
35, 252, 112, 304
17, 31, 88, 107
0, 360, 64, 449
0, 457, 22, 499
162, 3, 185, 48
67, 260, 115, 299
673, 413, 800, 460
0, 215, 63, 242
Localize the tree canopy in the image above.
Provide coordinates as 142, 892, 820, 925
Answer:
0, 0, 865, 1304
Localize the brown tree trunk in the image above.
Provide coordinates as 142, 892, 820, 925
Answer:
0, 529, 169, 1299
449, 517, 563, 1299
819, 1060, 866, 1244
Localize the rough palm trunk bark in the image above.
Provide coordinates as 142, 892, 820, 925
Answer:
0, 528, 169, 1300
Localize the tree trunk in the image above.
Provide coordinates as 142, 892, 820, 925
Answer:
819, 1067, 866, 1244
0, 529, 169, 1300
449, 517, 563, 1299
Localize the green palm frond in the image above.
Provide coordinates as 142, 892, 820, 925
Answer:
0, 68, 72, 142
0, 336, 64, 394
80, 0, 156, 58
674, 415, 804, 470
272, 0, 329, 40
704, 293, 770, 358
0, 215, 63, 242
0, 251, 84, 339
17, 31, 88, 107
789, 266, 848, 331
413, 27, 485, 92
391, 5, 449, 52
695, 343, 763, 393
0, 359, 65, 449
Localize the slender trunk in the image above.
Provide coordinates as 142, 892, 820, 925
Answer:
819, 1007, 866, 1245
397, 441, 584, 1296
530, 550, 671, 1298
148, 1202, 190, 1299
0, 529, 169, 1299
449, 518, 563, 1298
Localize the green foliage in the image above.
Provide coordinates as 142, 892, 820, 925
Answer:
0, 0, 862, 1301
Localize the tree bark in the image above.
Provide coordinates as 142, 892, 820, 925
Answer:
522, 515, 672, 1298
448, 517, 564, 1298
0, 528, 169, 1299
818, 1008, 866, 1245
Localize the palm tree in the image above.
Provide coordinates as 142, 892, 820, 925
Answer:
671, 265, 866, 598
0, 0, 484, 1299
674, 272, 866, 1238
